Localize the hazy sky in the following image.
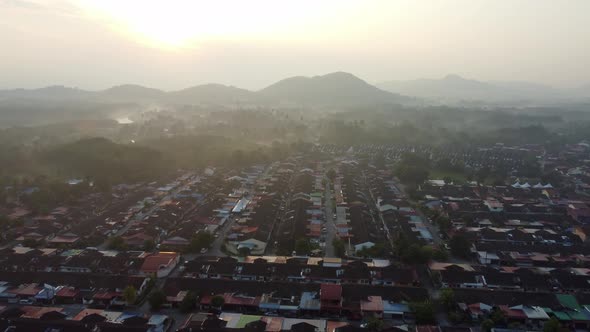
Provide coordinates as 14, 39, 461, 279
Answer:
1, 0, 589, 90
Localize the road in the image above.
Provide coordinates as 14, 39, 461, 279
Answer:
323, 180, 336, 257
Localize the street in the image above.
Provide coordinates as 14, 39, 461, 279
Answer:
323, 179, 336, 257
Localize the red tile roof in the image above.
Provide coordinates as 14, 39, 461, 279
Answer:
320, 284, 342, 301
140, 252, 179, 273
56, 286, 78, 298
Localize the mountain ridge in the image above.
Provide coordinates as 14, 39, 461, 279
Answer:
0, 72, 411, 107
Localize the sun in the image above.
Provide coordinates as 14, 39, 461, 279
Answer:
77, 0, 336, 49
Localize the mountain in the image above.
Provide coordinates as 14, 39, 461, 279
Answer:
259, 72, 410, 106
98, 84, 166, 102
377, 75, 569, 104
169, 84, 256, 105
0, 85, 92, 100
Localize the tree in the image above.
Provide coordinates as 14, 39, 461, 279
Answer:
395, 153, 430, 185
543, 317, 560, 332
366, 316, 384, 331
108, 236, 127, 251
490, 307, 506, 325
188, 231, 214, 253
22, 238, 40, 248
143, 239, 156, 252
179, 291, 197, 313
122, 286, 137, 305
326, 169, 337, 182
332, 238, 346, 258
400, 244, 432, 264
211, 295, 225, 309
439, 288, 455, 310
238, 247, 251, 257
148, 289, 166, 311
481, 319, 494, 332
295, 238, 312, 255
410, 301, 435, 325
449, 234, 472, 259
432, 248, 449, 261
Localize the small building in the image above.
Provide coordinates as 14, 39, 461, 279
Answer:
139, 252, 180, 278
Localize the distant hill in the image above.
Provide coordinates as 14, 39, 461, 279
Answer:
377, 74, 569, 103
98, 84, 166, 102
259, 72, 410, 106
169, 84, 256, 105
0, 86, 92, 100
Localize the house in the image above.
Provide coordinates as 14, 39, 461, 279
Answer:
122, 232, 154, 248
354, 242, 375, 253
139, 252, 180, 278
360, 296, 384, 318
161, 236, 190, 249
320, 284, 342, 314
236, 238, 267, 256
47, 233, 80, 247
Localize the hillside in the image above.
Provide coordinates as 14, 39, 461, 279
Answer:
168, 84, 256, 105
98, 84, 166, 102
377, 74, 567, 103
259, 72, 410, 106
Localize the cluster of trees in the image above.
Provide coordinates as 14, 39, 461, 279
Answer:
108, 236, 127, 251
449, 234, 472, 259
186, 231, 214, 253
410, 301, 435, 325
355, 243, 388, 258
394, 234, 447, 264
394, 153, 430, 186
332, 238, 346, 258
43, 137, 168, 187
294, 238, 320, 256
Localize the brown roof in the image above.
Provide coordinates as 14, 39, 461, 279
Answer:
140, 252, 179, 273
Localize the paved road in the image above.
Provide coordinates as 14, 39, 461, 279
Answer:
323, 180, 336, 257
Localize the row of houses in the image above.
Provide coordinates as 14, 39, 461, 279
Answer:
183, 256, 418, 286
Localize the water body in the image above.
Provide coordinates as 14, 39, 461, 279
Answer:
116, 117, 134, 124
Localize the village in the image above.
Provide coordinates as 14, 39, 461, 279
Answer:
1, 140, 590, 332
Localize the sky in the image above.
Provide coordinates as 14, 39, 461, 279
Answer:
1, 0, 589, 90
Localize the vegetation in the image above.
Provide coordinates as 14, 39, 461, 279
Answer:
355, 243, 387, 258
107, 236, 127, 251
143, 239, 156, 252
439, 288, 455, 310
449, 234, 472, 259
187, 231, 214, 253
122, 286, 137, 305
179, 291, 198, 313
481, 319, 495, 332
211, 295, 225, 308
43, 137, 167, 185
410, 301, 435, 325
395, 234, 432, 264
395, 153, 430, 186
365, 316, 384, 331
332, 238, 346, 258
148, 289, 166, 311
294, 238, 320, 255
543, 317, 560, 332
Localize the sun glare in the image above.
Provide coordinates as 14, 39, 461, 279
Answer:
78, 0, 351, 49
